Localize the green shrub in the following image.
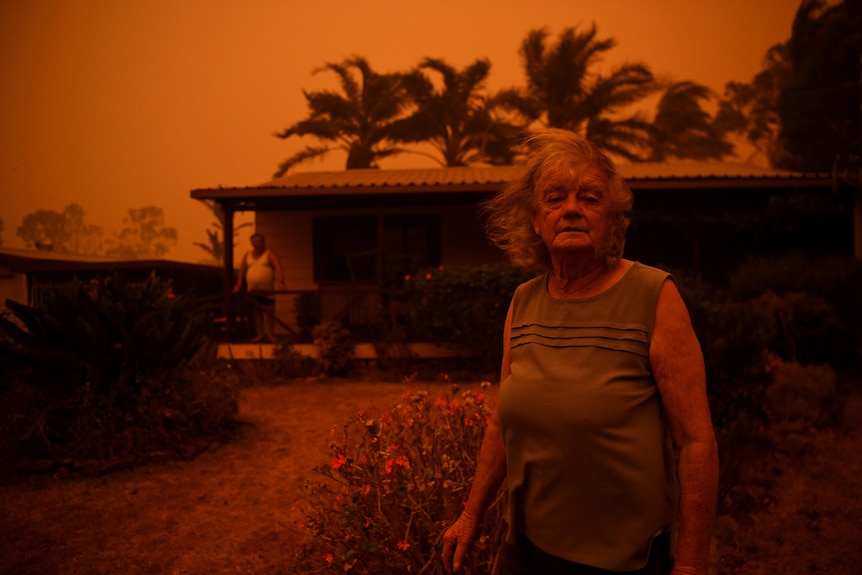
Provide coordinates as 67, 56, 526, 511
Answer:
0, 273, 239, 473
272, 342, 320, 378
313, 320, 353, 376
402, 264, 533, 373
754, 290, 844, 365
290, 383, 506, 574
676, 273, 775, 429
762, 355, 839, 430
728, 253, 862, 367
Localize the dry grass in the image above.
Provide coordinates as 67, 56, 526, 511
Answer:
1, 377, 860, 575
712, 389, 862, 575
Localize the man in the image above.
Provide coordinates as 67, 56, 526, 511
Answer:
233, 233, 285, 342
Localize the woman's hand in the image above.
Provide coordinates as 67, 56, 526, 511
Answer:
441, 511, 480, 574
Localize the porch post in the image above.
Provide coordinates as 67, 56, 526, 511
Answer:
855, 187, 861, 260
222, 201, 236, 336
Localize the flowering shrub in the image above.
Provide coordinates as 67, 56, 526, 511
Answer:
290, 382, 507, 574
403, 264, 532, 372
313, 320, 353, 376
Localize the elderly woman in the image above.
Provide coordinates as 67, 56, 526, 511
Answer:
442, 129, 718, 575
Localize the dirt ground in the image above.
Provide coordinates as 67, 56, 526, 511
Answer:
1, 377, 861, 575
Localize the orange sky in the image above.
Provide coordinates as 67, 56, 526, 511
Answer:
0, 0, 800, 262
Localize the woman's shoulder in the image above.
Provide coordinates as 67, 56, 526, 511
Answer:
627, 261, 672, 283
517, 271, 547, 290
510, 271, 546, 301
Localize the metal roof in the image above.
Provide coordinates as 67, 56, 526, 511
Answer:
0, 247, 220, 273
190, 163, 834, 211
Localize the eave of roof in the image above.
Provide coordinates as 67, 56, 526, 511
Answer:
0, 247, 220, 273
189, 164, 835, 210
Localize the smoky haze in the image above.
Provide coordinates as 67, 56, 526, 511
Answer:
0, 0, 798, 262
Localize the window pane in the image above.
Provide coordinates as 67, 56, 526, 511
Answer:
314, 214, 440, 283
313, 216, 376, 282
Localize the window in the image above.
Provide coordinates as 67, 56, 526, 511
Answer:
313, 215, 440, 282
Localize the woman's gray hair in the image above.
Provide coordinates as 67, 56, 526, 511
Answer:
481, 128, 633, 270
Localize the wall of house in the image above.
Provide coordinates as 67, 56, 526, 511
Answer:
253, 204, 503, 335
440, 205, 504, 266
254, 210, 315, 336
0, 266, 28, 314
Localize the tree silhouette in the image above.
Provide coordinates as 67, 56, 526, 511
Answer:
390, 58, 523, 166
17, 209, 66, 250
105, 206, 178, 260
778, 0, 861, 172
16, 204, 104, 254
720, 0, 861, 172
716, 43, 791, 166
0, 216, 5, 247
193, 199, 252, 264
502, 25, 659, 161
274, 56, 412, 176
647, 81, 734, 161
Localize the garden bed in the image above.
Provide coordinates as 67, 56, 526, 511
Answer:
1, 378, 860, 574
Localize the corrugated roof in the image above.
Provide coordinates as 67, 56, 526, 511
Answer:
0, 247, 126, 264
193, 162, 825, 197
618, 161, 808, 180
0, 247, 220, 272
252, 166, 524, 190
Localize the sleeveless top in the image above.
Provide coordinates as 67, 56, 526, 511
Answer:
245, 249, 275, 293
496, 262, 678, 571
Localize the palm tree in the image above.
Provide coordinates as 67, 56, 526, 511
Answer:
274, 57, 412, 176
504, 25, 659, 161
193, 199, 252, 264
647, 81, 734, 161
390, 58, 524, 166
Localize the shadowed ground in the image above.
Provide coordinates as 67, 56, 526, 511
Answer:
1, 379, 859, 574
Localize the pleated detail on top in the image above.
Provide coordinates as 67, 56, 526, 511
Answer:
511, 321, 649, 356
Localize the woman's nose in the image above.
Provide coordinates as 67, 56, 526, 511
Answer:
562, 193, 582, 215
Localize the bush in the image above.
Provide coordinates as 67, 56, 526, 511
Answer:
272, 342, 320, 379
762, 355, 839, 430
290, 383, 506, 574
0, 273, 239, 474
754, 290, 845, 366
402, 265, 533, 373
728, 253, 862, 367
313, 320, 353, 376
675, 273, 775, 429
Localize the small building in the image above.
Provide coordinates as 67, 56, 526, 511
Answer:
0, 247, 222, 313
191, 163, 857, 338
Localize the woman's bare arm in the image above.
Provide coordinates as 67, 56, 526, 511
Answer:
650, 279, 719, 575
441, 304, 512, 574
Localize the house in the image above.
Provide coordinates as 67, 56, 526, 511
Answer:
0, 247, 222, 314
191, 163, 858, 338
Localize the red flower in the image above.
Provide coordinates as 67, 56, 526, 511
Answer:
397, 540, 411, 551
331, 454, 347, 470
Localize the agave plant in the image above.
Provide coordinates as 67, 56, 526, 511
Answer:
0, 272, 224, 467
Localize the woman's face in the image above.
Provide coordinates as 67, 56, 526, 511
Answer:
531, 163, 612, 260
